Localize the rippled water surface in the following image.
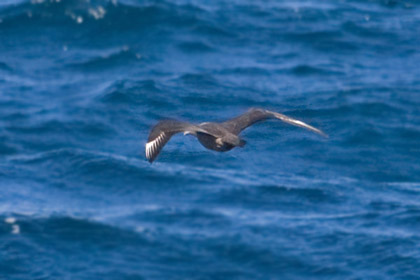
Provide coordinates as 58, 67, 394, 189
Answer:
1, 0, 419, 279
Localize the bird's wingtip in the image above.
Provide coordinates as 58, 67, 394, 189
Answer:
317, 130, 329, 138
145, 152, 154, 163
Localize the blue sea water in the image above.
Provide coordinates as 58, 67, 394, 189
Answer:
0, 0, 420, 279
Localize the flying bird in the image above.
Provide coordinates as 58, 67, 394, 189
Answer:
145, 108, 327, 163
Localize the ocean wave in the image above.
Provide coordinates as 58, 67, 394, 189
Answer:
199, 183, 341, 212
191, 22, 235, 38
0, 61, 12, 72
98, 79, 182, 114
341, 21, 397, 39
66, 47, 142, 71
0, 213, 326, 279
100, 79, 160, 103
178, 73, 220, 88
390, 208, 420, 227
0, 215, 157, 257
287, 65, 345, 76
0, 0, 207, 34
1, 0, 419, 278
0, 142, 17, 156
7, 148, 221, 190
282, 30, 360, 52
177, 41, 215, 53
129, 207, 231, 229
386, 182, 420, 193
217, 67, 271, 76
9, 117, 111, 133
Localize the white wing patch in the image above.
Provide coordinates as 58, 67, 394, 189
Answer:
273, 112, 327, 137
288, 119, 325, 136
289, 119, 311, 129
145, 132, 166, 160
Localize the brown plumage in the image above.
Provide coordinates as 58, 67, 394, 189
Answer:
145, 108, 327, 163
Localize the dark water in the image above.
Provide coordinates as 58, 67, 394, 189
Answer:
1, 0, 419, 279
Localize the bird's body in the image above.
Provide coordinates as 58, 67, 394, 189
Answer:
145, 108, 327, 163
196, 122, 245, 151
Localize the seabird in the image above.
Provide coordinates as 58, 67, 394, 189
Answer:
145, 108, 327, 163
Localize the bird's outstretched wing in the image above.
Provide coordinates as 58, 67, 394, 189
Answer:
145, 120, 208, 163
221, 108, 328, 137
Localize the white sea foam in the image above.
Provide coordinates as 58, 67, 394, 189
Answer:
5, 217, 16, 224
12, 224, 20, 234
89, 6, 106, 20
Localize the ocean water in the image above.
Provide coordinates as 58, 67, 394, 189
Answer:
0, 0, 419, 279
